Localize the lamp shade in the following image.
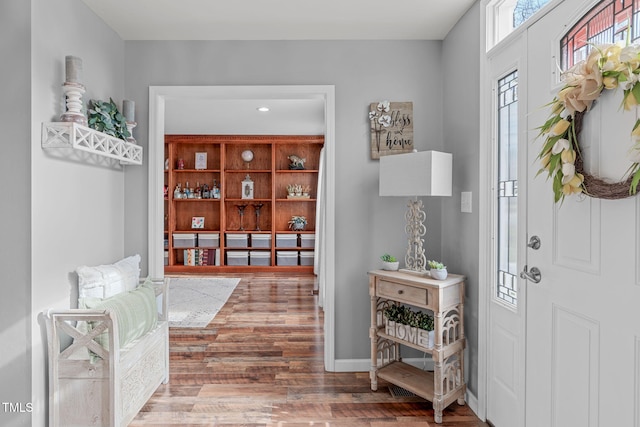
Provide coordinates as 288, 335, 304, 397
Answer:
379, 151, 452, 197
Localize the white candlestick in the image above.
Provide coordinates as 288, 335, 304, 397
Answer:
65, 56, 82, 83
123, 99, 135, 122
126, 121, 137, 144
61, 83, 87, 125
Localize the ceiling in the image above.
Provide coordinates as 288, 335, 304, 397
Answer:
79, 0, 475, 41
79, 0, 474, 134
164, 98, 326, 135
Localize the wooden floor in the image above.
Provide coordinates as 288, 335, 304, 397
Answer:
130, 273, 488, 427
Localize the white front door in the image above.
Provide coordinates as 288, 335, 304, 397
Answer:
486, 35, 527, 427
525, 1, 640, 425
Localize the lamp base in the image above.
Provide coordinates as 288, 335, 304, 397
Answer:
404, 198, 428, 273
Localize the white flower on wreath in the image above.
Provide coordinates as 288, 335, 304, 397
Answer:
551, 138, 569, 155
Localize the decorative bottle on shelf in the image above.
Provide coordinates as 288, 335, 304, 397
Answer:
174, 184, 181, 200
213, 180, 220, 199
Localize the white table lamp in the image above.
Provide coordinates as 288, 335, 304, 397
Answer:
379, 150, 452, 274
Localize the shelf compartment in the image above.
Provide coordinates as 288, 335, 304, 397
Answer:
274, 201, 315, 232
171, 171, 221, 197
42, 122, 143, 165
170, 139, 221, 170
274, 141, 323, 170
274, 171, 318, 199
225, 143, 272, 170
376, 361, 435, 401
225, 201, 271, 232
377, 361, 466, 415
224, 171, 271, 199
174, 202, 220, 231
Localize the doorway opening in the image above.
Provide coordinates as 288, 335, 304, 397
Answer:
148, 85, 337, 371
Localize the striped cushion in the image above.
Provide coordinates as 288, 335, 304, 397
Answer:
81, 279, 157, 358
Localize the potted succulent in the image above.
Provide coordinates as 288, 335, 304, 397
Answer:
428, 260, 448, 280
288, 215, 307, 231
380, 253, 399, 271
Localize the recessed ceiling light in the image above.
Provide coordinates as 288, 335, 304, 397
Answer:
257, 106, 270, 112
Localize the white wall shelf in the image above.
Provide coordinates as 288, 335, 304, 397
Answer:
41, 122, 143, 165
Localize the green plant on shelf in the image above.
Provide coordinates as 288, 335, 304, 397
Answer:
383, 304, 433, 331
288, 215, 307, 231
380, 253, 397, 262
427, 260, 446, 270
88, 98, 131, 141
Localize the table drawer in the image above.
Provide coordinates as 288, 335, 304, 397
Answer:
377, 279, 428, 306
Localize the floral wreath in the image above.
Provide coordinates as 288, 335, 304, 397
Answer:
538, 43, 640, 202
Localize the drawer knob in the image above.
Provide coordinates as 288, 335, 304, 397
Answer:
398, 290, 404, 295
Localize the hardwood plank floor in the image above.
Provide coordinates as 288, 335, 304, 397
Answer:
130, 273, 488, 427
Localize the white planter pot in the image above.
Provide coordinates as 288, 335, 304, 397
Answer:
430, 268, 447, 280
417, 329, 435, 349
382, 261, 400, 271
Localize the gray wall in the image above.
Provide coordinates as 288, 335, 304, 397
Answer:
123, 40, 446, 361
30, 0, 127, 425
442, 2, 481, 395
0, 1, 32, 426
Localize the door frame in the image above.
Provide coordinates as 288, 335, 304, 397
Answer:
147, 85, 337, 371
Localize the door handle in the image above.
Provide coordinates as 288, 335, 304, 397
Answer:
527, 235, 541, 250
520, 265, 541, 283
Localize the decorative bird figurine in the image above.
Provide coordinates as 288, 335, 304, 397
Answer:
287, 155, 306, 170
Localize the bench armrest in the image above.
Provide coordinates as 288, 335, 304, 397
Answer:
143, 277, 169, 322
44, 309, 119, 363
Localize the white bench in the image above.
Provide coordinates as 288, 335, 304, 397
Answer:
44, 256, 169, 427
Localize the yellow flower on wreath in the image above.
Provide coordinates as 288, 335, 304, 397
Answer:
537, 42, 640, 203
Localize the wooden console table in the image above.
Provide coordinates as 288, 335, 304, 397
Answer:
368, 269, 466, 423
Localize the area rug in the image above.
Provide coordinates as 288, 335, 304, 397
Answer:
168, 277, 240, 328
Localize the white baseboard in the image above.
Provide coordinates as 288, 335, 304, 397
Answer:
466, 389, 482, 420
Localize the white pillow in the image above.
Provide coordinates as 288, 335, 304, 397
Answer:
77, 254, 141, 300
114, 254, 141, 292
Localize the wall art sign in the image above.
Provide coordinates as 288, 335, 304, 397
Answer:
369, 100, 413, 159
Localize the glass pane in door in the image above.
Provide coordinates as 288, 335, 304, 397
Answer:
496, 70, 518, 308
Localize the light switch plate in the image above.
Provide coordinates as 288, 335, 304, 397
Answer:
461, 191, 472, 213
